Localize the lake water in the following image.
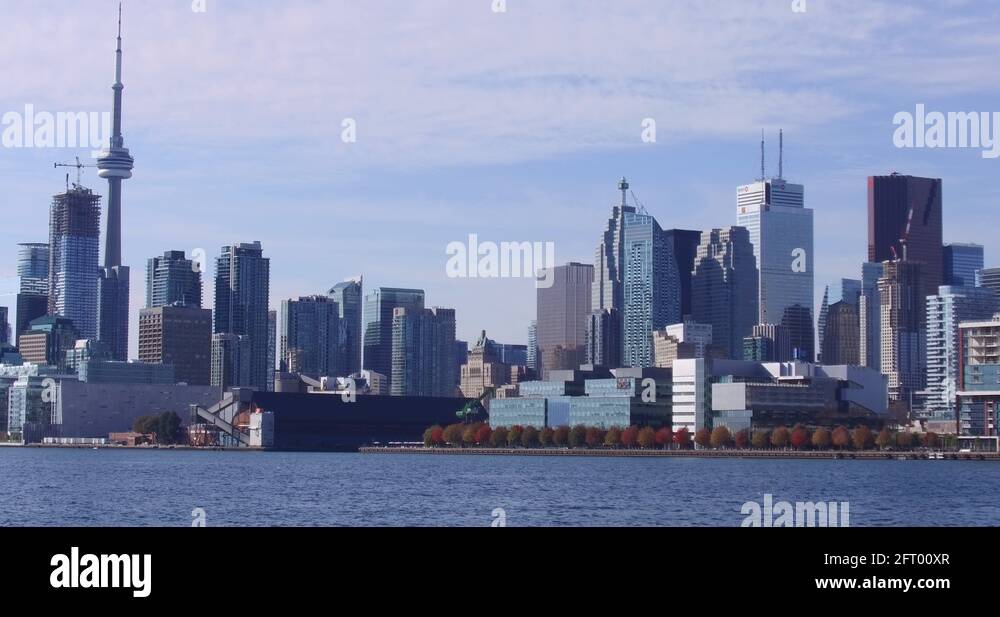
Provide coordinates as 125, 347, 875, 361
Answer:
2, 448, 997, 526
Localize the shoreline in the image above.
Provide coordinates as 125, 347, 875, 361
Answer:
359, 446, 1000, 460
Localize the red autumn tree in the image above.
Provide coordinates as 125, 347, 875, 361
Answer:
771, 426, 790, 449
851, 426, 874, 451
475, 425, 492, 446
734, 429, 750, 450
674, 427, 692, 449
831, 426, 850, 450
621, 426, 640, 448
586, 427, 605, 448
790, 424, 810, 450
923, 431, 940, 449
655, 427, 673, 449
694, 428, 712, 449
553, 426, 571, 447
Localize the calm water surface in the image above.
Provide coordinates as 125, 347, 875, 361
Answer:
2, 448, 998, 526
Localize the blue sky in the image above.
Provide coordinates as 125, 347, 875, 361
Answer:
2, 0, 999, 356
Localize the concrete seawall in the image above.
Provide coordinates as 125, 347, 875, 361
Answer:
360, 447, 1000, 460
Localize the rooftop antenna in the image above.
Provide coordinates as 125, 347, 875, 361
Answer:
618, 176, 629, 208
760, 129, 766, 182
778, 129, 784, 180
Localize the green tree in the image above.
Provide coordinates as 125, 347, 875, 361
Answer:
638, 427, 656, 449
710, 426, 732, 449
811, 427, 831, 450
490, 426, 508, 448
604, 427, 622, 448
156, 412, 183, 445
568, 425, 587, 448
521, 426, 540, 448
694, 428, 712, 449
832, 426, 851, 450
133, 415, 158, 435
771, 426, 790, 449
852, 426, 874, 451
751, 430, 770, 450
539, 427, 554, 448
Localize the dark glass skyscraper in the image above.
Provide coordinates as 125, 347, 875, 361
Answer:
944, 243, 984, 287
214, 242, 270, 391
146, 251, 202, 308
329, 278, 363, 376
48, 185, 101, 340
868, 174, 943, 305
363, 288, 425, 388
663, 229, 702, 318
97, 265, 130, 360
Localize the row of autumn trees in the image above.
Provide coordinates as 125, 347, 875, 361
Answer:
424, 423, 694, 450
423, 422, 944, 451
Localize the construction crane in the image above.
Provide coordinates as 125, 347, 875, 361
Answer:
54, 157, 97, 190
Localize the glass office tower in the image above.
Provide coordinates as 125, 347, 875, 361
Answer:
622, 212, 680, 368
48, 185, 101, 340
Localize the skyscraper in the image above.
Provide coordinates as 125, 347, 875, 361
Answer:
860, 262, 883, 371
745, 323, 792, 362
211, 333, 251, 390
527, 320, 538, 371
978, 268, 1000, 300
879, 260, 925, 404
329, 278, 363, 376
48, 185, 101, 340
363, 288, 425, 389
868, 174, 943, 305
267, 310, 276, 391
691, 227, 759, 360
96, 7, 136, 363
146, 251, 202, 308
587, 178, 635, 368
138, 305, 213, 385
944, 243, 984, 287
15, 243, 49, 343
663, 229, 702, 318
280, 296, 340, 379
822, 301, 861, 366
919, 285, 996, 419
536, 263, 593, 379
737, 146, 814, 361
957, 316, 1000, 436
214, 242, 270, 391
390, 307, 456, 397
622, 211, 680, 368
0, 307, 8, 347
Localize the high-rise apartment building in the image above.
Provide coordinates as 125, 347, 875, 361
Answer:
537, 263, 593, 379
879, 260, 925, 404
211, 332, 251, 390
280, 296, 340, 379
48, 185, 101, 340
390, 307, 456, 397
138, 305, 213, 385
918, 286, 996, 419
363, 288, 425, 389
527, 320, 538, 371
691, 227, 759, 360
329, 278, 363, 376
15, 243, 49, 343
214, 242, 270, 391
146, 251, 202, 308
957, 316, 1000, 436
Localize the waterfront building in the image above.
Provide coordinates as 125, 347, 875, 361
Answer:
138, 305, 213, 385
957, 316, 1000, 436
537, 263, 593, 379
691, 227, 759, 360
214, 242, 270, 391
363, 287, 425, 390
918, 288, 997, 420
146, 251, 202, 308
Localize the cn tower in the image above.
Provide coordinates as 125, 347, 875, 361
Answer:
96, 2, 134, 268
95, 3, 134, 361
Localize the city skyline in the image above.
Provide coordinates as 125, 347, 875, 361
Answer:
1, 1, 999, 355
